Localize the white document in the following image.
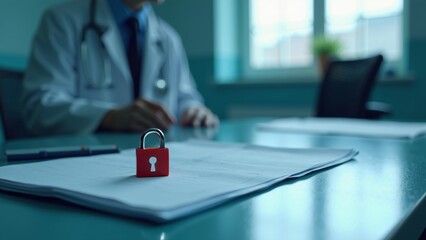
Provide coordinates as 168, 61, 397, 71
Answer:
257, 117, 426, 139
0, 140, 357, 223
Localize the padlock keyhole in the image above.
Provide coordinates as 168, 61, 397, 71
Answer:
149, 157, 157, 172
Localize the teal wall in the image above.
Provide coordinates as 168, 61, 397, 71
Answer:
1, 0, 426, 121
0, 0, 63, 69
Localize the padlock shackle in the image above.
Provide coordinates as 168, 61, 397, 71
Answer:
140, 128, 165, 149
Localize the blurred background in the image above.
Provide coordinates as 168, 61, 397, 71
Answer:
0, 0, 424, 122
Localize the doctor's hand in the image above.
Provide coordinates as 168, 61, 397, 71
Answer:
99, 99, 175, 132
180, 106, 219, 128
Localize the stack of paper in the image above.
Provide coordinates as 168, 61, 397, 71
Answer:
257, 117, 426, 139
0, 140, 357, 223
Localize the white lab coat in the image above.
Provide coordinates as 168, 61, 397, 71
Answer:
21, 0, 203, 136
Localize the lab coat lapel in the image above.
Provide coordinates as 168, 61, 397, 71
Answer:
96, 0, 132, 85
142, 9, 165, 98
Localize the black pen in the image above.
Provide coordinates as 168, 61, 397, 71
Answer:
5, 145, 120, 161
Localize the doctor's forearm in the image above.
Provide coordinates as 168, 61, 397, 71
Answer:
21, 95, 116, 136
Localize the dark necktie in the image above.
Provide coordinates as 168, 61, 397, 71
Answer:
126, 17, 142, 99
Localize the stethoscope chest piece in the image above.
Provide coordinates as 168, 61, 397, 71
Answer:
155, 78, 168, 95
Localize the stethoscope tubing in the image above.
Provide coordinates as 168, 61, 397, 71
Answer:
80, 0, 168, 93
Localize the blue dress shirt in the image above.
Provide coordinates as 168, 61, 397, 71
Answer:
107, 0, 149, 57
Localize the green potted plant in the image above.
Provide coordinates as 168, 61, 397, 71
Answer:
312, 36, 342, 76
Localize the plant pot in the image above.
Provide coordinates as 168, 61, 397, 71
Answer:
318, 55, 331, 78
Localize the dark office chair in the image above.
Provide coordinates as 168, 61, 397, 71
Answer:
0, 68, 31, 139
315, 54, 391, 119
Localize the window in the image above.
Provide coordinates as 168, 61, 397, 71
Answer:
326, 0, 403, 61
246, 0, 405, 80
250, 0, 313, 69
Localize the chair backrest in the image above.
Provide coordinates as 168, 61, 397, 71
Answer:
0, 68, 30, 139
315, 54, 384, 118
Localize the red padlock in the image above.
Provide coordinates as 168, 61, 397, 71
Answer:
136, 128, 169, 177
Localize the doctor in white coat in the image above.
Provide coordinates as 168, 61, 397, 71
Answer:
20, 0, 218, 136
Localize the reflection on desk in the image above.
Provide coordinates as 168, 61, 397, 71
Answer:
0, 118, 425, 240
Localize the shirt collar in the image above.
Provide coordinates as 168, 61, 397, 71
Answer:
107, 0, 150, 31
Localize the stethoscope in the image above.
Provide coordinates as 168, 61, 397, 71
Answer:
80, 0, 168, 95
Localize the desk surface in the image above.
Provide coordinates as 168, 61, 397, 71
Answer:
0, 118, 425, 240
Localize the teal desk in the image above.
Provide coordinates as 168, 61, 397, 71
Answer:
0, 119, 425, 240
